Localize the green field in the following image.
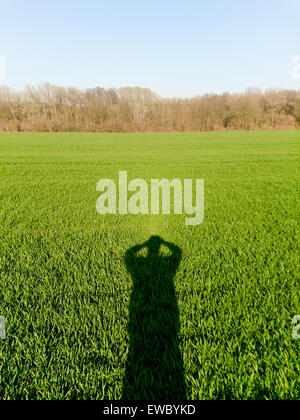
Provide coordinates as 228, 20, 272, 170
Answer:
0, 130, 299, 400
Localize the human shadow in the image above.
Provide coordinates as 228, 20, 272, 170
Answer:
122, 236, 186, 400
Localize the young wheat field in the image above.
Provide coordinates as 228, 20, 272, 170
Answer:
0, 130, 299, 400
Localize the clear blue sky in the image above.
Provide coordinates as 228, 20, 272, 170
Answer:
1, 0, 299, 97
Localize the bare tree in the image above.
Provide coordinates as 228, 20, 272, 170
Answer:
0, 84, 299, 132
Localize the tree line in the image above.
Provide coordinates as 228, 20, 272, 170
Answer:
0, 84, 299, 132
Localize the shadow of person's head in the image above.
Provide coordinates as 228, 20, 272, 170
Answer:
126, 235, 181, 266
